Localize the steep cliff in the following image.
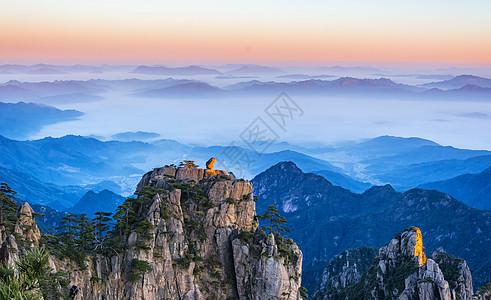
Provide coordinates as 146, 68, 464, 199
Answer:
252, 162, 491, 291
1, 165, 303, 299
314, 227, 474, 300
313, 246, 378, 299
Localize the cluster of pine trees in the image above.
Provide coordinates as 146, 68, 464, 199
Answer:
0, 183, 70, 299
0, 182, 167, 299
44, 186, 164, 265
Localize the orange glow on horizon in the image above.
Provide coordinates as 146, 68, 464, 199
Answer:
2, 1, 491, 65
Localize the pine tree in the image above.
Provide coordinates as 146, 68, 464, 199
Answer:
179, 160, 199, 169
75, 214, 95, 252
55, 214, 79, 246
258, 205, 291, 237
0, 182, 19, 227
113, 198, 134, 237
93, 211, 112, 251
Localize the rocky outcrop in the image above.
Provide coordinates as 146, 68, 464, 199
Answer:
42, 165, 301, 299
15, 202, 41, 247
313, 246, 378, 299
0, 202, 42, 266
473, 283, 491, 300
232, 231, 302, 300
206, 157, 216, 170
314, 227, 474, 300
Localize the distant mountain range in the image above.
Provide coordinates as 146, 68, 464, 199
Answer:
111, 131, 160, 141
420, 166, 491, 210
251, 161, 491, 291
0, 79, 108, 102
422, 74, 491, 89
35, 93, 104, 105
0, 102, 83, 139
0, 134, 147, 208
225, 65, 286, 76
2, 74, 491, 101
0, 64, 134, 74
1, 133, 490, 211
366, 154, 491, 191
131, 65, 222, 75
132, 75, 491, 99
134, 82, 224, 98
69, 189, 125, 217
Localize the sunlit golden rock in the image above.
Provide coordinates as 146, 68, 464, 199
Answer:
413, 226, 427, 266
206, 157, 216, 170
204, 169, 227, 177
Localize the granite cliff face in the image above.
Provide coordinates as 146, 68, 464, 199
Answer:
314, 227, 474, 300
0, 202, 42, 264
1, 165, 302, 300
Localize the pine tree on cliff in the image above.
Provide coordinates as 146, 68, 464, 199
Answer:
179, 160, 199, 169
113, 198, 135, 237
55, 213, 79, 246
0, 182, 19, 227
258, 205, 291, 236
75, 213, 95, 252
93, 211, 112, 251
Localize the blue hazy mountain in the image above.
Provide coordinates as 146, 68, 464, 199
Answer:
131, 65, 222, 75
3, 76, 491, 101
339, 135, 440, 158
276, 74, 335, 79
368, 154, 491, 191
35, 93, 104, 104
0, 135, 146, 187
0, 164, 126, 210
313, 170, 371, 193
421, 74, 491, 89
0, 64, 135, 74
0, 80, 108, 102
251, 161, 491, 291
69, 189, 125, 217
1, 133, 490, 210
361, 145, 491, 166
0, 166, 81, 209
419, 166, 491, 210
225, 65, 286, 76
111, 131, 161, 141
135, 82, 225, 98
89, 78, 194, 90
0, 102, 83, 139
0, 135, 350, 208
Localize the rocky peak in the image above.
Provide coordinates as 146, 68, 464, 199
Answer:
15, 202, 41, 247
136, 165, 228, 193
384, 226, 426, 266
0, 202, 42, 266
313, 246, 378, 299
48, 162, 303, 300
314, 227, 474, 300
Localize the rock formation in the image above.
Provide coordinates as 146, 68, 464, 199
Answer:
314, 226, 474, 300
473, 283, 491, 300
206, 157, 216, 170
313, 246, 378, 299
1, 165, 302, 300
0, 202, 41, 265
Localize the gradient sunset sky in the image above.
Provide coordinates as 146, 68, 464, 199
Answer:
2, 0, 491, 66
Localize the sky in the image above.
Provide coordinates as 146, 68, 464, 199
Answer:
2, 0, 491, 66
